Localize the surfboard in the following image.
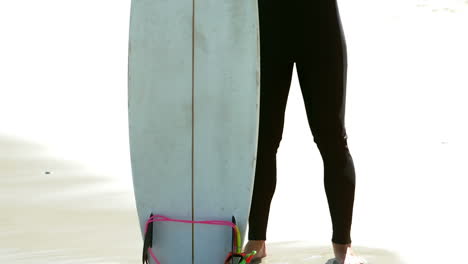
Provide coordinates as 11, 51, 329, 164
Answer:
127, 0, 260, 262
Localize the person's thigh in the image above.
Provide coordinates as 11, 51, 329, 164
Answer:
294, 0, 349, 143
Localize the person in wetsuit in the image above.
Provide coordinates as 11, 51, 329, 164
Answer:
243, 0, 365, 263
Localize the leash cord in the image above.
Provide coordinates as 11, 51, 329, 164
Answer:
144, 214, 244, 264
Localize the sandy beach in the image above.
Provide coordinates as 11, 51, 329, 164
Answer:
1, 0, 468, 263
0, 134, 404, 263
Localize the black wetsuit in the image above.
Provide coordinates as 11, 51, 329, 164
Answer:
248, 0, 356, 244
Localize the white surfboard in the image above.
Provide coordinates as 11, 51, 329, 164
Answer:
128, 0, 260, 262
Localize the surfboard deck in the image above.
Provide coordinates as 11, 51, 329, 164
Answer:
128, 0, 260, 263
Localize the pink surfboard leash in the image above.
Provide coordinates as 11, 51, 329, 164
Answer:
143, 214, 252, 264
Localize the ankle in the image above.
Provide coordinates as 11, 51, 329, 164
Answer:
247, 240, 265, 244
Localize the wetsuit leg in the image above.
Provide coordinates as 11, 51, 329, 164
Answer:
294, 0, 355, 244
248, 0, 356, 245
247, 0, 295, 240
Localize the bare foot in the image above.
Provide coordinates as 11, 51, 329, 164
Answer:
243, 240, 267, 261
332, 243, 366, 264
